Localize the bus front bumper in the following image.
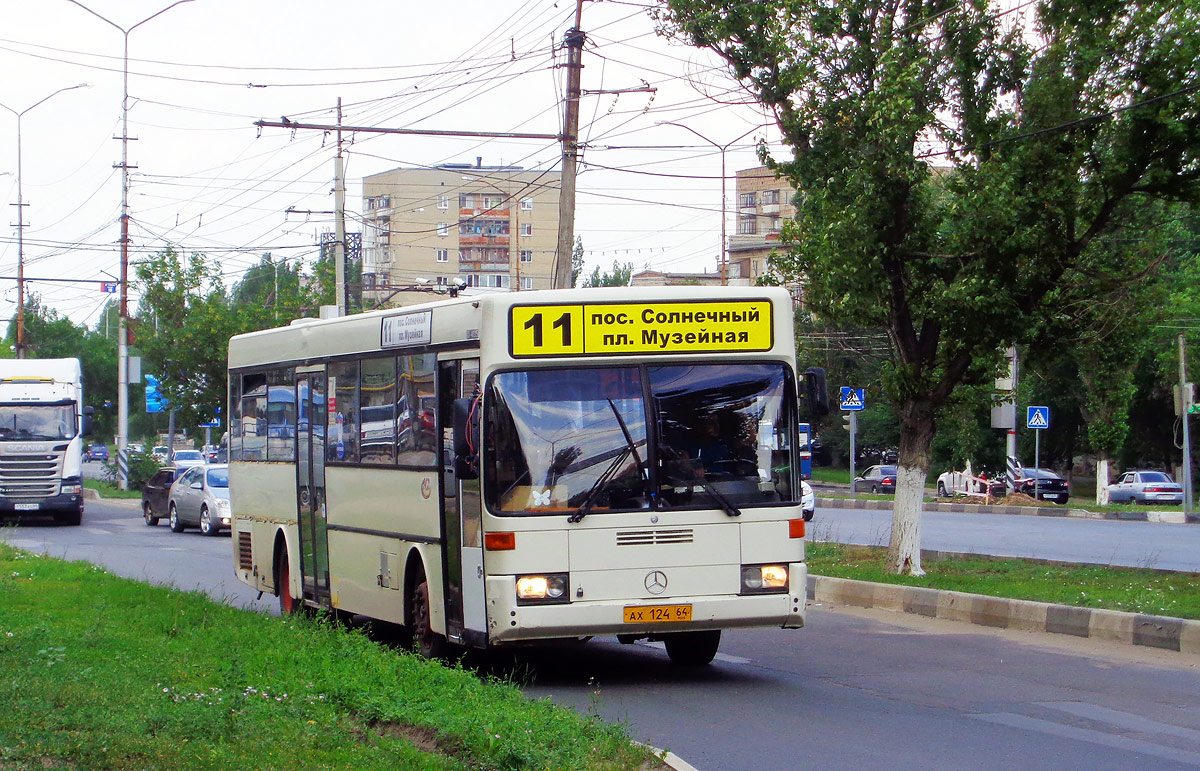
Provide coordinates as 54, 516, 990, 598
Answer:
485, 562, 807, 644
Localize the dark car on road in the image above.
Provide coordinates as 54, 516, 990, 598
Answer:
141, 467, 177, 526
853, 464, 898, 494
86, 444, 109, 462
1012, 468, 1070, 503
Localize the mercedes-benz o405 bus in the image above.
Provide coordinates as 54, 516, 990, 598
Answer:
228, 285, 827, 665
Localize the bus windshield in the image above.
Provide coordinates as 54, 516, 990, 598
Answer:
484, 363, 795, 515
0, 403, 76, 441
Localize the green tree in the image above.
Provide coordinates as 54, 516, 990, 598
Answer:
659, 0, 1200, 572
583, 260, 634, 288
230, 253, 313, 326
134, 247, 240, 439
571, 236, 585, 288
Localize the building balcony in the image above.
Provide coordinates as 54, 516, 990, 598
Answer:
459, 208, 510, 218
459, 235, 509, 247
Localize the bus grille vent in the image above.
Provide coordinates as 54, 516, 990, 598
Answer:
237, 532, 253, 571
616, 529, 693, 546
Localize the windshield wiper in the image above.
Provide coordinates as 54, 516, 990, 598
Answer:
567, 445, 632, 524
659, 442, 741, 518
607, 398, 653, 504
693, 474, 742, 517
568, 399, 650, 524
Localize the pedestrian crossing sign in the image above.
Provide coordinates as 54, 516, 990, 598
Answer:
839, 387, 865, 411
1026, 406, 1050, 430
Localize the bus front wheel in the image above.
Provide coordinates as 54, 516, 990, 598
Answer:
662, 630, 721, 666
411, 579, 448, 659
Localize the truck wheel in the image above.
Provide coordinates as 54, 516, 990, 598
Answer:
143, 502, 159, 526
663, 630, 721, 666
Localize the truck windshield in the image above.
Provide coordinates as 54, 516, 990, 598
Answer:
0, 404, 76, 441
484, 363, 796, 516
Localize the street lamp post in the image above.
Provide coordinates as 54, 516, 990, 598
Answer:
1, 84, 90, 358
64, 0, 196, 489
658, 122, 763, 285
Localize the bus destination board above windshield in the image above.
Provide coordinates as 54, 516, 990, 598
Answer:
509, 300, 773, 357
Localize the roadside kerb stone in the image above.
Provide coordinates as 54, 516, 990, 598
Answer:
809, 574, 1200, 655
815, 495, 1200, 523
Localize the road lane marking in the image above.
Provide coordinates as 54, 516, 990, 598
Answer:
975, 712, 1200, 766
1037, 702, 1200, 743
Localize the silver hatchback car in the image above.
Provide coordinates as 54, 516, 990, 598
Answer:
168, 464, 231, 535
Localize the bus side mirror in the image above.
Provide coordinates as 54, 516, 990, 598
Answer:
452, 397, 480, 480
82, 406, 95, 437
804, 367, 829, 417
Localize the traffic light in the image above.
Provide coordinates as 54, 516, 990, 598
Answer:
842, 412, 854, 432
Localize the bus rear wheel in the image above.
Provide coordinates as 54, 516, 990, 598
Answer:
663, 630, 721, 666
410, 579, 448, 659
277, 552, 301, 615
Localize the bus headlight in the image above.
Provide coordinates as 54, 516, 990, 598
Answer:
516, 573, 569, 604
741, 564, 788, 594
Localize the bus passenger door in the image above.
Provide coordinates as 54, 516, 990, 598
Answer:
296, 371, 331, 607
438, 357, 485, 647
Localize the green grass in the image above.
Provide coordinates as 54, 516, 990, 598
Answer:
807, 542, 1200, 620
83, 479, 142, 499
0, 543, 662, 770
810, 467, 853, 485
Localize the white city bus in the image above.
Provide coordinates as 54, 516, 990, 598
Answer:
228, 286, 827, 665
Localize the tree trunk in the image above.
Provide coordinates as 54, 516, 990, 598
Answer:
886, 398, 938, 575
1095, 455, 1111, 506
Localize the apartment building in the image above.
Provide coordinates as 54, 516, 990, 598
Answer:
727, 166, 797, 284
361, 162, 561, 306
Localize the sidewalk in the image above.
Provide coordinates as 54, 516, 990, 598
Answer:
810, 483, 1199, 524
808, 483, 1200, 655
807, 572, 1200, 655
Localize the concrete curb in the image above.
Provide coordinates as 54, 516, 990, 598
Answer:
816, 495, 1198, 524
808, 574, 1200, 655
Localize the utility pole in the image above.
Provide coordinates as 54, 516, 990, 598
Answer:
1180, 333, 1194, 515
66, 0, 197, 490
334, 98, 348, 316
2, 84, 90, 359
256, 120, 559, 303
553, 0, 586, 290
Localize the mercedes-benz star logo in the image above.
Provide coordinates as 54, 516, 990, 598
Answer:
644, 570, 668, 595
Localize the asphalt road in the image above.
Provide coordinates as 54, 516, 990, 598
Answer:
812, 503, 1200, 572
5, 499, 1200, 770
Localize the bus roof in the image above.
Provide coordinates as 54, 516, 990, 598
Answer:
228, 285, 796, 370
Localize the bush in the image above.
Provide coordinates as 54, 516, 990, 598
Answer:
101, 449, 163, 491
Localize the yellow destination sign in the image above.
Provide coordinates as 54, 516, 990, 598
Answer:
509, 300, 773, 357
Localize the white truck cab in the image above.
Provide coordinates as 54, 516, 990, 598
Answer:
0, 358, 93, 525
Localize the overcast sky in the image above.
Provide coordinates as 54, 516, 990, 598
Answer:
0, 0, 788, 330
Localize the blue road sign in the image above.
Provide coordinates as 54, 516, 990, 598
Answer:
839, 387, 865, 411
1026, 405, 1050, 430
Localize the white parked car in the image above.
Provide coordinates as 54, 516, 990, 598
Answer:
801, 480, 815, 520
